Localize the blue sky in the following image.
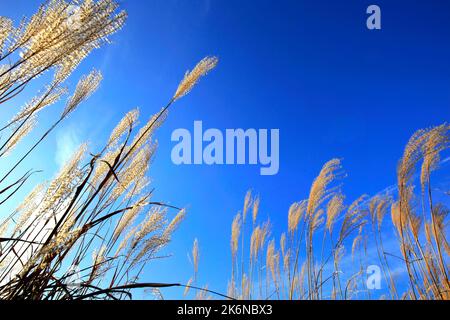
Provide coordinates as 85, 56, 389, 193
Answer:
1, 0, 450, 299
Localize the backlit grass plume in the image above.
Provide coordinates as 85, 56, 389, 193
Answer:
173, 56, 218, 101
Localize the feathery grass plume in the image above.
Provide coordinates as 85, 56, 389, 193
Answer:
310, 208, 324, 233
107, 108, 140, 148
112, 200, 144, 243
334, 244, 345, 266
261, 221, 271, 253
283, 248, 291, 272
306, 159, 342, 219
349, 195, 368, 216
127, 112, 165, 157
163, 209, 186, 239
266, 239, 277, 284
368, 195, 391, 229
0, 220, 9, 238
13, 183, 45, 234
424, 222, 433, 246
173, 56, 218, 101
420, 124, 449, 194
132, 234, 170, 267
298, 262, 307, 296
409, 213, 422, 239
192, 238, 199, 280
444, 235, 450, 257
231, 213, 241, 259
41, 143, 87, 213
184, 278, 193, 297
0, 65, 10, 89
345, 271, 362, 299
56, 142, 87, 177
8, 86, 67, 128
91, 245, 107, 279
280, 232, 286, 256
252, 195, 260, 225
227, 279, 236, 299
0, 17, 12, 51
250, 221, 270, 261
1, 116, 36, 156
250, 225, 261, 261
325, 193, 345, 233
242, 273, 250, 300
242, 190, 252, 221
115, 225, 137, 257
432, 204, 448, 232
124, 176, 150, 201
110, 145, 153, 199
338, 199, 366, 244
351, 235, 362, 262
430, 204, 449, 256
390, 202, 404, 236
62, 70, 102, 117
287, 201, 305, 235
129, 211, 185, 267
275, 256, 281, 298
376, 197, 391, 228
398, 128, 430, 188
131, 208, 167, 251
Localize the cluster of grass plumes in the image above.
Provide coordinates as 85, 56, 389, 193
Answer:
0, 0, 218, 300
227, 124, 449, 300
0, 0, 127, 104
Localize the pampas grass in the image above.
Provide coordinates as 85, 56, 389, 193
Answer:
0, 0, 447, 302
226, 125, 449, 300
0, 0, 218, 300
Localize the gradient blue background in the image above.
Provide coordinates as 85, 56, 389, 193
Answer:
1, 0, 450, 298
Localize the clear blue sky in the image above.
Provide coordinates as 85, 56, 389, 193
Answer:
1, 0, 450, 298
